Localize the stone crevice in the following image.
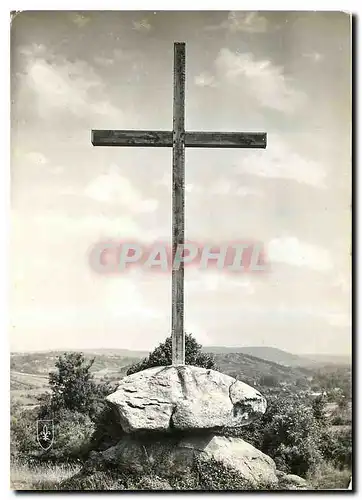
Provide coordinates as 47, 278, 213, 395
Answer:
107, 366, 266, 433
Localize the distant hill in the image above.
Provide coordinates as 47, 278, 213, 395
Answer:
10, 350, 144, 381
10, 347, 350, 408
212, 352, 311, 387
10, 348, 311, 394
203, 346, 312, 367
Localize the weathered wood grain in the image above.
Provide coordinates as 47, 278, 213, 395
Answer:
172, 42, 186, 366
91, 130, 173, 147
92, 130, 266, 149
185, 132, 267, 148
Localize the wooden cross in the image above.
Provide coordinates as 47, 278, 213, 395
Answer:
91, 42, 267, 366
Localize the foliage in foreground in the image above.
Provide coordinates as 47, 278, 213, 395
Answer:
235, 395, 352, 478
307, 461, 351, 490
10, 347, 352, 491
28, 457, 272, 491
38, 352, 116, 420
12, 457, 351, 491
10, 460, 81, 491
11, 352, 116, 463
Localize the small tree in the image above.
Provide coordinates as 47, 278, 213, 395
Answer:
312, 395, 327, 425
259, 374, 279, 387
127, 333, 216, 375
260, 397, 324, 477
38, 352, 114, 420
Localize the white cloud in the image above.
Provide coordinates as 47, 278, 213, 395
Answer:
194, 72, 218, 88
215, 49, 305, 113
210, 179, 232, 195
208, 180, 263, 197
205, 11, 268, 33
13, 211, 143, 240
70, 13, 91, 28
332, 273, 351, 294
236, 135, 326, 188
185, 183, 203, 194
49, 166, 64, 175
184, 322, 212, 346
268, 237, 333, 272
18, 43, 47, 57
103, 278, 161, 320
85, 164, 158, 213
157, 173, 263, 198
13, 150, 63, 175
303, 52, 324, 62
94, 56, 114, 67
60, 186, 78, 196
187, 270, 255, 294
226, 11, 268, 33
20, 46, 120, 120
113, 48, 142, 61
24, 152, 48, 165
132, 19, 152, 32
236, 186, 263, 198
322, 312, 351, 328
157, 173, 202, 194
155, 172, 169, 188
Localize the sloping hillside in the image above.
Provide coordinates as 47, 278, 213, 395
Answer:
10, 348, 311, 394
204, 346, 312, 367
212, 352, 311, 386
10, 351, 144, 406
10, 351, 143, 379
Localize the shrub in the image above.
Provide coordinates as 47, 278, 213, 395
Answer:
320, 427, 352, 469
240, 396, 324, 477
58, 459, 269, 491
307, 461, 351, 490
49, 409, 95, 461
11, 405, 39, 463
259, 374, 279, 387
38, 352, 115, 421
11, 403, 95, 463
331, 415, 344, 425
312, 396, 327, 424
127, 333, 215, 375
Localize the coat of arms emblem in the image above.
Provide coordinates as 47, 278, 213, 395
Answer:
36, 419, 54, 451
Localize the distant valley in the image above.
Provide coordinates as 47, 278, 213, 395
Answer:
10, 344, 351, 408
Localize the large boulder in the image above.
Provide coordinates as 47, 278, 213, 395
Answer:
106, 365, 266, 433
98, 434, 279, 489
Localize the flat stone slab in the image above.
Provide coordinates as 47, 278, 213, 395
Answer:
106, 365, 267, 433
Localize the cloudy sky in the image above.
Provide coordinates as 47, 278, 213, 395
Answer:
11, 11, 351, 354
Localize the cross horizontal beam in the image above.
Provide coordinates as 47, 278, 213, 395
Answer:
91, 130, 267, 149
185, 132, 266, 148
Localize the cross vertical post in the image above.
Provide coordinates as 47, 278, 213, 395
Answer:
172, 42, 186, 366
91, 42, 267, 369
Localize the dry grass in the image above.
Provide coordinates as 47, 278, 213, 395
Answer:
10, 461, 81, 491
307, 461, 351, 490
10, 459, 352, 491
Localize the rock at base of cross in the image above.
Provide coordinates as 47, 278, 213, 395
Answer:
106, 365, 267, 434
101, 434, 278, 488
80, 434, 308, 490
